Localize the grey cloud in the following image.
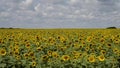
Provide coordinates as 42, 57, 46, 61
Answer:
97, 0, 120, 13
0, 0, 120, 28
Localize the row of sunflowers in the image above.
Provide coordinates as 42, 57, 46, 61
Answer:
0, 29, 120, 68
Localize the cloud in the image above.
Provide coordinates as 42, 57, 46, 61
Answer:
21, 0, 33, 6
0, 0, 120, 28
20, 0, 33, 9
34, 3, 41, 12
0, 12, 10, 17
97, 0, 120, 13
68, 0, 78, 5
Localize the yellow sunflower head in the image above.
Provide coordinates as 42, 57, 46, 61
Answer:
0, 48, 7, 56
52, 52, 59, 58
24, 53, 29, 59
36, 47, 42, 51
31, 61, 36, 67
97, 55, 105, 62
41, 55, 48, 61
29, 52, 34, 57
87, 55, 96, 63
15, 55, 21, 60
25, 43, 31, 49
61, 55, 70, 61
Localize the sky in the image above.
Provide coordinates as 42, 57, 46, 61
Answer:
0, 0, 120, 28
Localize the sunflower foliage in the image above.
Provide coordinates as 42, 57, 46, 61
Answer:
0, 29, 120, 68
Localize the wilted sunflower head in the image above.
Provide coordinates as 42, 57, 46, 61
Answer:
0, 48, 7, 56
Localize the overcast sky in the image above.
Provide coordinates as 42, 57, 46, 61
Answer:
0, 0, 120, 28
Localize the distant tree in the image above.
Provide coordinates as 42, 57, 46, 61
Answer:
0, 27, 5, 29
106, 27, 117, 29
9, 27, 13, 29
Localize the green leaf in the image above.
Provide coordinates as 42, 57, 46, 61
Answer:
21, 60, 26, 65
12, 65, 16, 68
36, 64, 42, 68
0, 63, 6, 68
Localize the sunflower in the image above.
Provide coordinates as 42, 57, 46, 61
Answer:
14, 49, 19, 55
106, 43, 112, 48
60, 36, 65, 42
100, 38, 105, 43
0, 48, 7, 56
114, 39, 120, 44
86, 36, 92, 42
15, 55, 21, 60
85, 46, 90, 51
32, 56, 36, 61
100, 50, 106, 55
14, 45, 19, 50
61, 55, 70, 61
52, 51, 59, 58
36, 47, 42, 51
47, 50, 52, 56
72, 51, 81, 58
97, 45, 103, 50
41, 55, 48, 61
81, 40, 86, 45
25, 43, 31, 49
36, 42, 39, 46
24, 53, 29, 59
0, 39, 2, 44
29, 52, 34, 57
9, 45, 13, 49
31, 61, 36, 67
87, 55, 96, 63
113, 48, 119, 54
72, 51, 78, 55
97, 55, 105, 62
79, 45, 83, 49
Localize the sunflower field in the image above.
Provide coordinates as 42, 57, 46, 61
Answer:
0, 29, 120, 68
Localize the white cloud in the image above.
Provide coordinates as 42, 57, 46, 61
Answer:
42, 12, 48, 16
46, 6, 54, 10
22, 0, 33, 6
69, 0, 78, 4
74, 10, 80, 14
81, 13, 95, 19
58, 12, 63, 16
20, 0, 33, 9
34, 3, 41, 12
0, 12, 10, 17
